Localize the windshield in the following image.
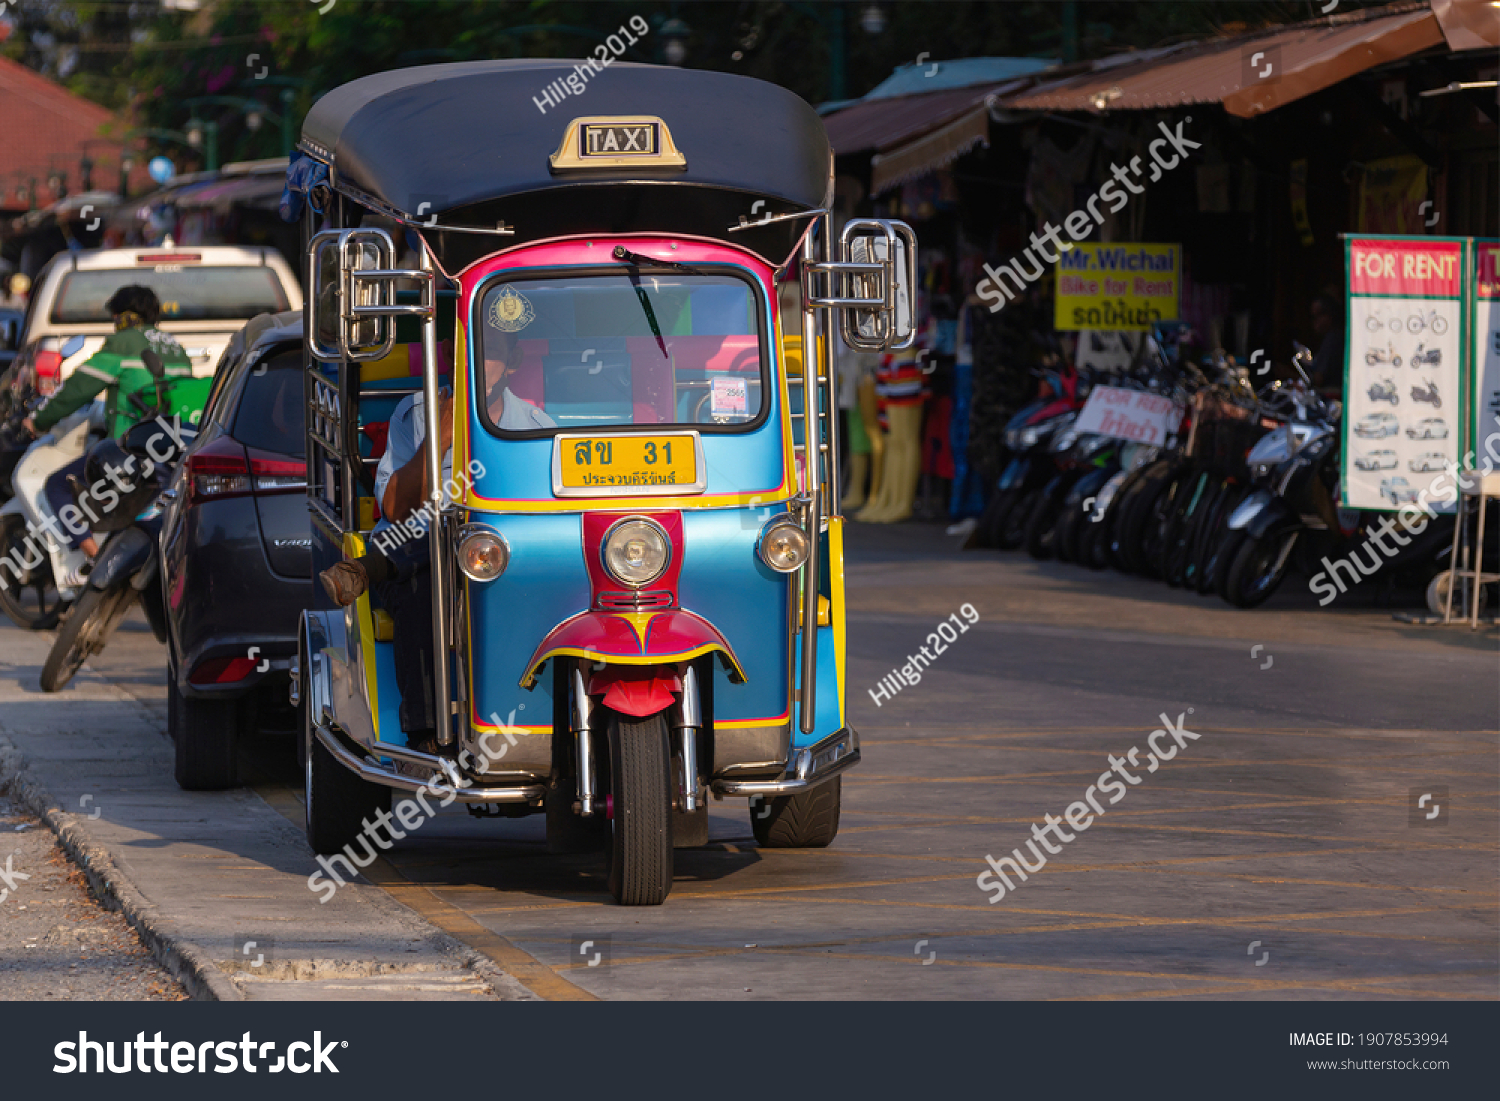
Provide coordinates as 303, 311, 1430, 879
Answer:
476, 271, 766, 435
50, 267, 291, 324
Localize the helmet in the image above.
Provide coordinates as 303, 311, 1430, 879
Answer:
105, 285, 161, 326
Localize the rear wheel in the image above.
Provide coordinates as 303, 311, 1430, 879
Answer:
751, 776, 842, 848
40, 585, 134, 692
303, 679, 390, 854
605, 709, 674, 906
170, 654, 242, 790
0, 514, 65, 630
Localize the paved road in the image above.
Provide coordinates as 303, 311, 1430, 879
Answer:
2, 522, 1495, 1000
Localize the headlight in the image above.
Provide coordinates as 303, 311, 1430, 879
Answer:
757, 516, 809, 573
602, 517, 671, 587
457, 524, 510, 582
1019, 427, 1041, 449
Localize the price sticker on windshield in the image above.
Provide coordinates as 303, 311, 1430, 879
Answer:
552, 432, 705, 497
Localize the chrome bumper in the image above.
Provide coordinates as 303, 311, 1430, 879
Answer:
313, 721, 544, 804
711, 727, 859, 797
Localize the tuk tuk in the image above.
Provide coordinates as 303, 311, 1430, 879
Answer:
290, 60, 915, 905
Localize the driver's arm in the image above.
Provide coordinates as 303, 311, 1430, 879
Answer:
378, 391, 452, 523
30, 340, 121, 433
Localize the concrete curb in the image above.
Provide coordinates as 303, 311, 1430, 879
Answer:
0, 735, 243, 1002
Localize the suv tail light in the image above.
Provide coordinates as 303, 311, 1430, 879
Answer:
188, 655, 258, 685
187, 440, 305, 504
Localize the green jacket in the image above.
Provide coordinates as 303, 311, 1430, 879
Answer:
33, 325, 195, 438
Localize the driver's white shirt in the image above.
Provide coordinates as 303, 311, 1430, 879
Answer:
372, 387, 553, 537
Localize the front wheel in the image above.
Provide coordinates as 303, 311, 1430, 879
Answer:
40, 585, 134, 692
751, 776, 842, 848
304, 682, 390, 854
1224, 530, 1299, 608
0, 514, 65, 630
605, 709, 674, 905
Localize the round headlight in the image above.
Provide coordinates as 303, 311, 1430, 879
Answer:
457, 525, 509, 582
602, 517, 671, 588
758, 517, 809, 573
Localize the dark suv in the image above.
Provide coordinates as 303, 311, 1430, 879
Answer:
160, 311, 308, 789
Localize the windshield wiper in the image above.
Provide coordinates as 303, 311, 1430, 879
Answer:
611, 245, 704, 276
611, 246, 682, 358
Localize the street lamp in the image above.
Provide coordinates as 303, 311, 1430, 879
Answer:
183, 115, 219, 171
119, 154, 135, 198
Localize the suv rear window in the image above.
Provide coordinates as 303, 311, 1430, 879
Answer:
50, 267, 290, 323
230, 349, 305, 456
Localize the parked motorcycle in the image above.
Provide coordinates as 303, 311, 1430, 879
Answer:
1364, 342, 1402, 368
1411, 379, 1441, 409
1367, 377, 1398, 405
39, 352, 196, 691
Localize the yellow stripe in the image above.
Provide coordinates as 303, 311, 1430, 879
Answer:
342, 531, 381, 740
463, 479, 793, 513
828, 516, 846, 727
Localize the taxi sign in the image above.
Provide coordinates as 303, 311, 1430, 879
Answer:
549, 116, 687, 173
552, 431, 705, 497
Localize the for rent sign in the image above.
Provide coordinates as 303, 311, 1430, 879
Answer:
1073, 385, 1182, 447
1055, 244, 1180, 331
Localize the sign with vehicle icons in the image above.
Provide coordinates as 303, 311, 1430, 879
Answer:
1473, 240, 1500, 466
1342, 237, 1466, 511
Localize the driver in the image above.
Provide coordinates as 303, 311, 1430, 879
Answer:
23, 286, 192, 589
317, 326, 552, 752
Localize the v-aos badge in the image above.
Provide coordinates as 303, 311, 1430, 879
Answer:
487, 285, 534, 331
549, 115, 687, 173
552, 432, 705, 497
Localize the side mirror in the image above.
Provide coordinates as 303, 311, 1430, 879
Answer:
306, 228, 414, 362
802, 219, 917, 352
60, 334, 86, 359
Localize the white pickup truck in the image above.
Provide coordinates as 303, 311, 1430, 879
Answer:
6, 245, 302, 395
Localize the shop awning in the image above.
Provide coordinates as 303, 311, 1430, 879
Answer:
870, 104, 992, 194
1002, 0, 1483, 119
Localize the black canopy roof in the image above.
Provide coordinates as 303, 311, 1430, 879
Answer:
301, 60, 832, 270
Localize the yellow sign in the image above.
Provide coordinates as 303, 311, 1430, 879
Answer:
548, 116, 687, 173
1054, 243, 1180, 331
555, 433, 701, 495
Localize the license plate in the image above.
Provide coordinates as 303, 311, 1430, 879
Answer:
553, 432, 704, 496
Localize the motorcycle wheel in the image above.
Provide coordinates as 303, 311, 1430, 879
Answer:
752, 777, 842, 849
1078, 507, 1113, 571
39, 585, 134, 692
1180, 482, 1224, 591
1365, 353, 1377, 365
1196, 488, 1245, 595
1224, 530, 1299, 608
605, 708, 674, 906
1113, 465, 1172, 574
996, 487, 1039, 551
1023, 488, 1062, 560
973, 487, 1018, 549
1054, 498, 1086, 564
0, 514, 66, 630
1138, 471, 1186, 580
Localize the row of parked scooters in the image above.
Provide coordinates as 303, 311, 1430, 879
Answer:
966, 329, 1456, 608
0, 336, 194, 687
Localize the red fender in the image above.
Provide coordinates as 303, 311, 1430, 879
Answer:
588, 666, 682, 719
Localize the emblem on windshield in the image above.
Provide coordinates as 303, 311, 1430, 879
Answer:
487, 285, 535, 332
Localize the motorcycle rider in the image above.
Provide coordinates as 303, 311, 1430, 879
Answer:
21, 286, 193, 589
